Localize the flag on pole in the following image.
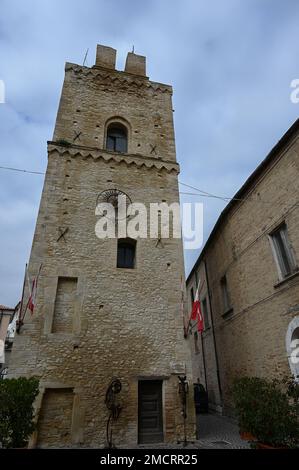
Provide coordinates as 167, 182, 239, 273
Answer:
28, 278, 36, 313
27, 264, 42, 314
16, 263, 27, 333
190, 281, 204, 333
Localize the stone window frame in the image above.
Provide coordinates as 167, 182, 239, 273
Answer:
43, 269, 86, 336
136, 375, 169, 445
268, 221, 298, 281
220, 274, 233, 316
201, 296, 210, 330
104, 116, 131, 154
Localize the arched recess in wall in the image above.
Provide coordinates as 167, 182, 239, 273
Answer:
286, 315, 299, 381
104, 116, 131, 154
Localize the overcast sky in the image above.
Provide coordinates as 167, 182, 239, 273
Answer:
1, 0, 299, 306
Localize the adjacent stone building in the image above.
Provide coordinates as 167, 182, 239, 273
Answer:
0, 304, 16, 378
8, 45, 196, 447
187, 119, 299, 415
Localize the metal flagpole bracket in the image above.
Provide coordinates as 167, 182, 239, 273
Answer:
177, 375, 193, 447
104, 378, 123, 448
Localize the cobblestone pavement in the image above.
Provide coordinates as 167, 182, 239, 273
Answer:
129, 413, 250, 449
195, 413, 250, 449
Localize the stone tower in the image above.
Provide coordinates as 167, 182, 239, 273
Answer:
8, 45, 196, 447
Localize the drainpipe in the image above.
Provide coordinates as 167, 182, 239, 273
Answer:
204, 259, 223, 407
200, 333, 208, 391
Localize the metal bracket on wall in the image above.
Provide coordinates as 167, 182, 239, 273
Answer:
105, 378, 122, 448
57, 227, 69, 243
150, 144, 157, 155
155, 237, 164, 248
73, 131, 82, 142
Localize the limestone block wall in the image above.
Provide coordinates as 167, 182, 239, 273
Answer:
187, 128, 299, 416
37, 388, 74, 448
53, 62, 176, 162
52, 277, 78, 334
8, 45, 196, 447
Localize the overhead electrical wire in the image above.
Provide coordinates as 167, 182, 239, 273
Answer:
0, 165, 45, 175
0, 164, 237, 202
0, 164, 298, 206
179, 181, 243, 202
178, 181, 299, 206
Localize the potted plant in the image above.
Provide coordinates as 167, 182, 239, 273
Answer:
232, 376, 299, 448
232, 376, 262, 442
0, 377, 39, 448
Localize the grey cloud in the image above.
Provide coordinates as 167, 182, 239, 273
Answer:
1, 0, 299, 304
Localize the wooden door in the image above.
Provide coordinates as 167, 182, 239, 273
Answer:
138, 380, 163, 444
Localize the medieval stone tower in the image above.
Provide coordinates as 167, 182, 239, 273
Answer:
8, 45, 196, 447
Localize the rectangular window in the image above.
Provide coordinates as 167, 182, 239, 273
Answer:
117, 239, 136, 268
220, 275, 231, 313
201, 297, 210, 329
270, 223, 296, 279
194, 331, 199, 354
52, 277, 78, 333
190, 287, 194, 307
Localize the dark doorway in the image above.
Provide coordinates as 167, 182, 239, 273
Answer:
138, 380, 163, 444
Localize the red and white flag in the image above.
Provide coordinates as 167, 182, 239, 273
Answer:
190, 282, 204, 333
27, 264, 42, 314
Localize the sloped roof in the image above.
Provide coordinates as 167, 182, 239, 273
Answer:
186, 117, 299, 284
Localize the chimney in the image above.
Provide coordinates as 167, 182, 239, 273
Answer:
125, 52, 146, 77
95, 44, 116, 70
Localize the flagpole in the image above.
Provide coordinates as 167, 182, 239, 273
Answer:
186, 279, 201, 333
16, 263, 27, 334
187, 278, 206, 335
196, 278, 206, 297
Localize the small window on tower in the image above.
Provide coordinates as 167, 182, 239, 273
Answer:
190, 287, 194, 304
117, 238, 136, 269
106, 123, 128, 153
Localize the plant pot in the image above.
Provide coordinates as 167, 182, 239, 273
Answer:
240, 431, 256, 441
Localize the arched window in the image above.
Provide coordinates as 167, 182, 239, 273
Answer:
106, 123, 128, 153
117, 238, 136, 269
